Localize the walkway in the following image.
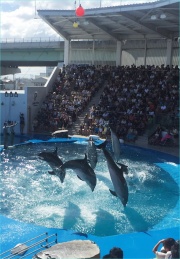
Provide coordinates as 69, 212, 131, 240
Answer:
128, 134, 179, 158
69, 84, 107, 135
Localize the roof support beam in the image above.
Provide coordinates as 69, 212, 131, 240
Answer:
87, 17, 120, 41
121, 13, 171, 38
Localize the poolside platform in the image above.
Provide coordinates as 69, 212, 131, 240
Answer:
0, 214, 179, 259
0, 134, 179, 259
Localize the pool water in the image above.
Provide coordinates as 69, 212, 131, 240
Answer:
0, 141, 179, 236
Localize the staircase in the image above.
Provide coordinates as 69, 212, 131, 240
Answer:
69, 84, 106, 135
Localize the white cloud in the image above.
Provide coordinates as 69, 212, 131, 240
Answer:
1, 0, 151, 39
1, 2, 60, 40
0, 0, 151, 78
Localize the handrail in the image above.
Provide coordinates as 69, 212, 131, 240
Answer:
21, 240, 57, 259
0, 232, 58, 259
0, 232, 47, 256
0, 37, 62, 43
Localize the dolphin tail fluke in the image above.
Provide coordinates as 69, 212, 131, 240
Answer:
109, 189, 117, 197
96, 140, 107, 150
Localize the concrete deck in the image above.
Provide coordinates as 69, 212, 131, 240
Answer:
127, 135, 179, 158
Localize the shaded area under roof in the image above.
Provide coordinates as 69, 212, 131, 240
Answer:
37, 0, 179, 41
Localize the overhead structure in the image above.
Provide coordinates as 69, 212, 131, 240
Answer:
37, 0, 179, 41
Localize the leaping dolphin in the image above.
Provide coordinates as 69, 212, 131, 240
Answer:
97, 141, 128, 207
38, 147, 65, 183
109, 125, 121, 162
61, 154, 97, 192
87, 137, 98, 169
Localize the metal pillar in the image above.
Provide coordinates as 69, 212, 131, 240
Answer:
64, 39, 70, 65
116, 41, 122, 66
92, 40, 95, 65
144, 39, 147, 67
166, 39, 172, 66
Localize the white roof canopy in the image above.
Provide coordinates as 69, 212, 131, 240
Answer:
38, 0, 179, 41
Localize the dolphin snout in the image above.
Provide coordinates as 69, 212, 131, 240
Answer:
90, 177, 97, 192
91, 185, 95, 192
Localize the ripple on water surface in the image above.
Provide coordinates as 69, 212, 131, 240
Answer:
0, 142, 179, 236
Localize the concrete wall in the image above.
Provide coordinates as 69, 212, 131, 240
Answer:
0, 90, 28, 135
0, 67, 60, 135
1, 39, 179, 68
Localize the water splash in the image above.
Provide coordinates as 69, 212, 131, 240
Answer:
0, 142, 179, 236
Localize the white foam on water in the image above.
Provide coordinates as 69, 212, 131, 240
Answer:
0, 142, 179, 236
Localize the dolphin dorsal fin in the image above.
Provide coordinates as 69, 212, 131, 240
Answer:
84, 153, 87, 160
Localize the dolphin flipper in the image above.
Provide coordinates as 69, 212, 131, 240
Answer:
77, 175, 84, 181
48, 170, 65, 183
48, 171, 55, 175
96, 140, 107, 150
117, 163, 128, 174
109, 189, 117, 197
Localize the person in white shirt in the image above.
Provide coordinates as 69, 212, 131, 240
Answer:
152, 238, 176, 259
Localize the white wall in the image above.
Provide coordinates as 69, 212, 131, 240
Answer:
0, 67, 60, 135
0, 90, 28, 135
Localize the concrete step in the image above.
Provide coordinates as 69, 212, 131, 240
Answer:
69, 84, 106, 135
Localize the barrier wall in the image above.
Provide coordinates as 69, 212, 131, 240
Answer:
0, 67, 60, 135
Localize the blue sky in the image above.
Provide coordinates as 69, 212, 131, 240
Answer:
1, 0, 152, 40
0, 0, 151, 78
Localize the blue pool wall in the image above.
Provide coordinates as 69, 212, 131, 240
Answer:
0, 215, 179, 259
0, 136, 179, 258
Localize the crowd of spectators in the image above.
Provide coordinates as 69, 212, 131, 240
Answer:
78, 64, 179, 142
33, 64, 179, 143
33, 64, 107, 133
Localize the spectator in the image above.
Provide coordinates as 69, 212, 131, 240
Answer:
3, 122, 10, 149
20, 113, 25, 135
152, 238, 176, 259
9, 121, 17, 146
103, 247, 123, 259
171, 240, 179, 259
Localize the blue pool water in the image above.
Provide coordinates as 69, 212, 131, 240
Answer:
0, 137, 179, 258
0, 139, 179, 237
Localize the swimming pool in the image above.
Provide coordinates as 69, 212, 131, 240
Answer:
0, 137, 179, 258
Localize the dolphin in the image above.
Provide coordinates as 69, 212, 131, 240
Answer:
109, 125, 121, 162
97, 141, 128, 207
117, 162, 128, 174
86, 137, 98, 169
61, 154, 97, 192
38, 147, 65, 183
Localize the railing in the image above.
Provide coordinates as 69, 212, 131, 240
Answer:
0, 232, 58, 259
0, 37, 62, 43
